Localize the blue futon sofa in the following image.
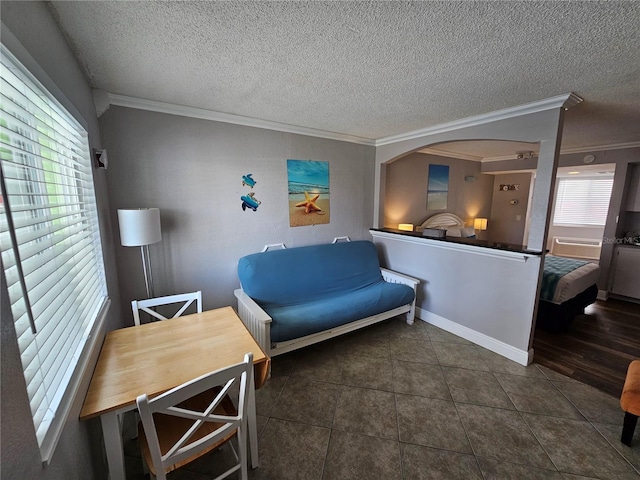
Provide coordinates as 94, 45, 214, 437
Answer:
234, 240, 419, 356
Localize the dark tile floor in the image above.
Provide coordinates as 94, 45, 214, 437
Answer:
124, 317, 640, 479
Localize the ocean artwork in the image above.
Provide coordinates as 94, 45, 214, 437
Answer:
427, 164, 449, 210
287, 159, 330, 227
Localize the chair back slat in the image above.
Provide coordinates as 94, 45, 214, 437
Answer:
166, 422, 239, 466
132, 291, 203, 326
152, 373, 238, 412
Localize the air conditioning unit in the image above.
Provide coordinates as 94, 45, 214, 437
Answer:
551, 237, 602, 260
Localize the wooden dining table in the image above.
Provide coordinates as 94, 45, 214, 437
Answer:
80, 306, 270, 480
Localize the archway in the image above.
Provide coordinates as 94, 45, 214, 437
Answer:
370, 94, 581, 365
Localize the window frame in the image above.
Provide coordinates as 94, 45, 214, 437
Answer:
0, 43, 110, 463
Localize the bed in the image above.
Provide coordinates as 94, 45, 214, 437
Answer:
415, 213, 476, 238
536, 255, 600, 332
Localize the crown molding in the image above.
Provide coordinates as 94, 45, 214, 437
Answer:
374, 93, 580, 147
107, 94, 376, 146
418, 147, 483, 162
105, 93, 636, 157
562, 92, 584, 110
481, 154, 532, 163
481, 141, 640, 162
557, 141, 640, 155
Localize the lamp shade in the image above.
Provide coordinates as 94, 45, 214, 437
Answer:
473, 218, 488, 231
118, 208, 162, 246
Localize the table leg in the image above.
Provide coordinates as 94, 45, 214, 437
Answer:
101, 411, 126, 480
248, 367, 259, 468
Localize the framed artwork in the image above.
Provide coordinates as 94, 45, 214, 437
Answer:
427, 164, 449, 210
287, 159, 330, 227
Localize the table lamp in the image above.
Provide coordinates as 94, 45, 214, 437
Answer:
473, 218, 488, 231
118, 208, 162, 298
474, 218, 488, 240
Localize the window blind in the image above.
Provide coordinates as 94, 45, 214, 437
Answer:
553, 177, 614, 226
0, 46, 107, 449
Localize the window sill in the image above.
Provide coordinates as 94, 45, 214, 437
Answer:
39, 297, 111, 464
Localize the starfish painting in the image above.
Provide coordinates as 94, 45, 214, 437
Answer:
295, 191, 323, 213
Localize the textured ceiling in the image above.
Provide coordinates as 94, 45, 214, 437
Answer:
48, 1, 640, 151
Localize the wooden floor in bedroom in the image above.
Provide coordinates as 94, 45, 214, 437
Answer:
533, 298, 640, 399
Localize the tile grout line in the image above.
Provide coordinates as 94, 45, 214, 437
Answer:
545, 370, 639, 470
251, 317, 639, 479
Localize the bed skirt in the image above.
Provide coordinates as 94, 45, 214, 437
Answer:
535, 284, 599, 332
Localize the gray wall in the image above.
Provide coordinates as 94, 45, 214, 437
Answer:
99, 106, 376, 323
488, 172, 532, 245
372, 231, 540, 364
1, 2, 122, 479
384, 152, 494, 228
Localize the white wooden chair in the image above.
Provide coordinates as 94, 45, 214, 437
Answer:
131, 291, 202, 326
136, 352, 253, 480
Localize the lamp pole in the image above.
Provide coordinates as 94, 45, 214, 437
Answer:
140, 244, 154, 299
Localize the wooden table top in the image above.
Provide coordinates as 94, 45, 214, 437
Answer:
80, 306, 269, 420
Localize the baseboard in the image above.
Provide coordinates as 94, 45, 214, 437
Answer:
607, 293, 640, 305
597, 289, 608, 301
416, 307, 533, 367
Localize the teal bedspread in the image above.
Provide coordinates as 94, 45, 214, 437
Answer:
540, 255, 589, 302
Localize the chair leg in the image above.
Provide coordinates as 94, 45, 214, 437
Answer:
621, 411, 638, 446
238, 427, 248, 480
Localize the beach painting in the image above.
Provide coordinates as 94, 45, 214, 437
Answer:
427, 164, 449, 210
287, 159, 330, 227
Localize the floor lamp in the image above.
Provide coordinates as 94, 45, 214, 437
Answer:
118, 208, 162, 299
